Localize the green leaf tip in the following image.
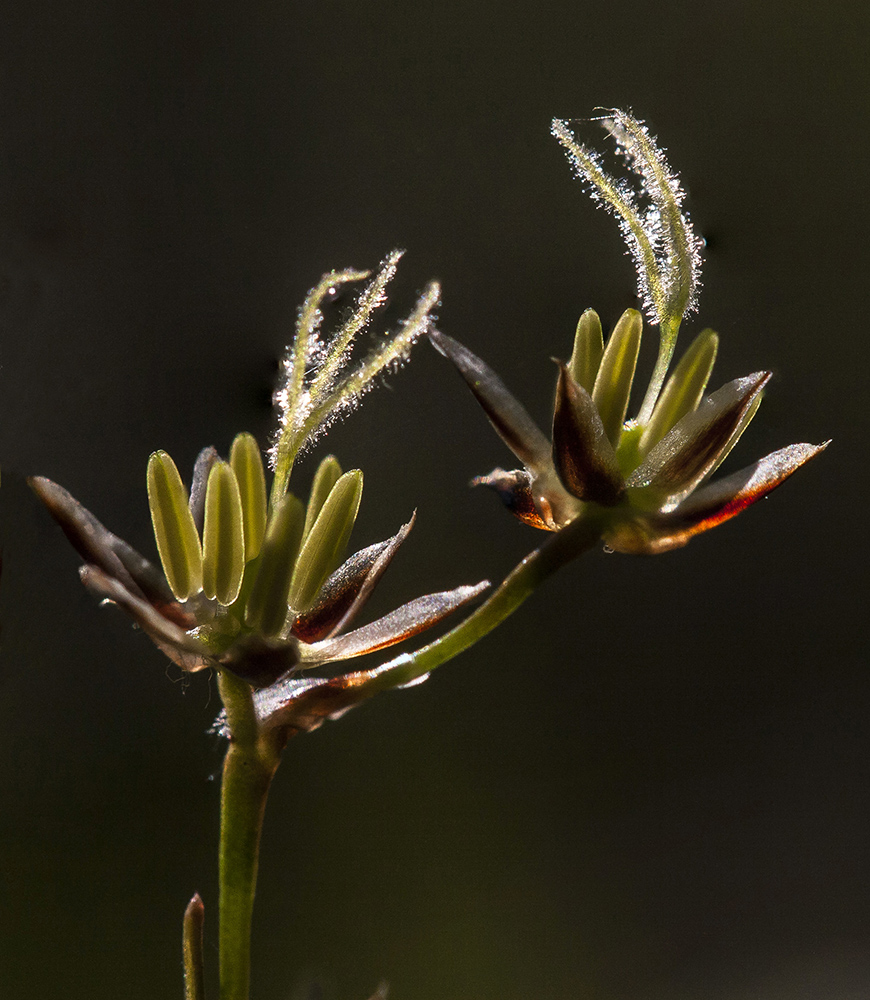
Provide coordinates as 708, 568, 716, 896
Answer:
147, 451, 203, 601
183, 893, 205, 1000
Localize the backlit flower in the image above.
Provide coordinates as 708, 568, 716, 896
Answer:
431, 314, 826, 554
31, 443, 486, 731
31, 255, 487, 737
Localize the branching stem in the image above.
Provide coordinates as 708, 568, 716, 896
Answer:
217, 671, 283, 1000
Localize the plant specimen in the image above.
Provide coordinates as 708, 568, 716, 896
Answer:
31, 256, 489, 1000
28, 110, 825, 999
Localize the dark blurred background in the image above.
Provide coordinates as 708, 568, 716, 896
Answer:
0, 2, 867, 999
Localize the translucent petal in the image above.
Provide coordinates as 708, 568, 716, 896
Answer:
608, 441, 827, 554
303, 454, 342, 539
230, 433, 267, 560
147, 451, 203, 601
220, 587, 486, 738
211, 583, 487, 737
667, 441, 829, 536
244, 493, 305, 636
627, 372, 770, 509
592, 309, 643, 448
289, 469, 363, 612
202, 461, 246, 605
247, 674, 378, 737
552, 363, 625, 505
567, 309, 604, 394
299, 582, 489, 664
429, 330, 552, 473
640, 328, 719, 454
29, 476, 197, 629
292, 515, 414, 642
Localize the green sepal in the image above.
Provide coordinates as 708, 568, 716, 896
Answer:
147, 451, 203, 601
592, 309, 643, 448
230, 433, 268, 561
568, 309, 604, 395
244, 492, 306, 636
202, 461, 246, 605
289, 469, 363, 612
640, 328, 719, 455
303, 454, 342, 539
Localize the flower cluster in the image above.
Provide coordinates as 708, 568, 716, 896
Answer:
32, 256, 488, 739
32, 442, 486, 735
430, 110, 825, 557
431, 312, 825, 554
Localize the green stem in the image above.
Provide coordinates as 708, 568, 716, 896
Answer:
217, 671, 282, 1000
373, 508, 608, 689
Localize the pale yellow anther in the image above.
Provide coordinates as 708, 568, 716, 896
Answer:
202, 461, 245, 605
568, 309, 604, 395
147, 451, 203, 601
230, 433, 268, 560
303, 454, 343, 540
640, 329, 719, 456
592, 309, 643, 448
289, 469, 363, 612
244, 493, 306, 637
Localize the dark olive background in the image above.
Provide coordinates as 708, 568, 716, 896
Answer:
0, 3, 866, 999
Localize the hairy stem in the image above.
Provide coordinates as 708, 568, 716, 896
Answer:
218, 671, 282, 1000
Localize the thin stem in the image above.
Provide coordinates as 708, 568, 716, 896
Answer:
373, 508, 608, 688
217, 671, 282, 1000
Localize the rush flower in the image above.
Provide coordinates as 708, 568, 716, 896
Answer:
30, 444, 485, 691
430, 110, 826, 557
430, 316, 826, 555
31, 256, 487, 738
